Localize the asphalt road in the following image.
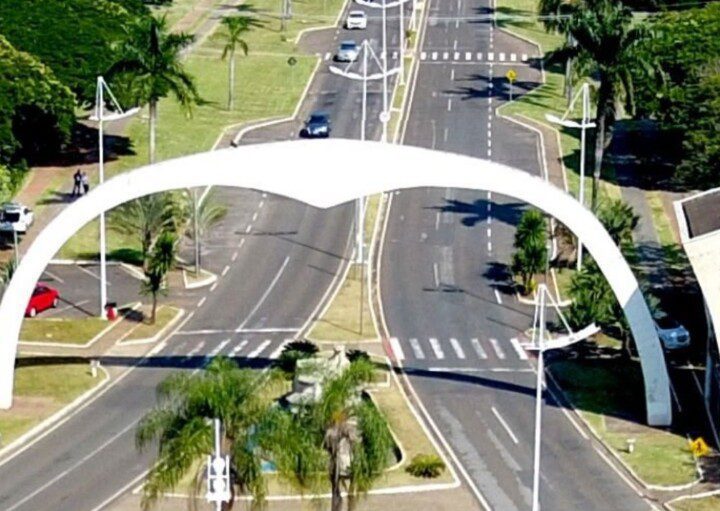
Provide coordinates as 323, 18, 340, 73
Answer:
380, 0, 652, 509
0, 2, 403, 509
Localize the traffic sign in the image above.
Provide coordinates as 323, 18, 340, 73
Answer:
690, 437, 710, 457
506, 69, 517, 83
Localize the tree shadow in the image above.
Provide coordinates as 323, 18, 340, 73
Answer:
424, 197, 526, 228
38, 122, 136, 168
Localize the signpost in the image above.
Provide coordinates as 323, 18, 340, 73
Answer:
506, 69, 517, 102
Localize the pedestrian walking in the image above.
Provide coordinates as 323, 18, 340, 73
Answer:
72, 169, 82, 197
81, 171, 90, 195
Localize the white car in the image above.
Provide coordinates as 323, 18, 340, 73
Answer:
0, 203, 34, 235
335, 40, 359, 62
654, 314, 690, 350
345, 11, 367, 29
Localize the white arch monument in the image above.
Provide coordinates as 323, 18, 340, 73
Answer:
0, 140, 672, 425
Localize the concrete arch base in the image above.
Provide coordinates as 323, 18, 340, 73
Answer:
0, 139, 672, 426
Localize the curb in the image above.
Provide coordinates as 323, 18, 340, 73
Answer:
0, 365, 110, 461
182, 268, 218, 289
117, 307, 185, 346
664, 489, 720, 510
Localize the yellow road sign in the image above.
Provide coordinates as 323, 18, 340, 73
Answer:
689, 437, 709, 457
506, 69, 517, 83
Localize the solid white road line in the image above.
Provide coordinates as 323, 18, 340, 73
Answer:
428, 367, 534, 373
489, 338, 505, 359
470, 338, 487, 359
449, 338, 466, 359
76, 264, 104, 282
494, 289, 503, 304
230, 340, 249, 356
186, 341, 206, 358
208, 339, 231, 357
236, 256, 290, 331
389, 337, 405, 360
43, 270, 65, 284
409, 338, 425, 359
6, 421, 137, 511
510, 338, 529, 360
491, 406, 520, 444
247, 339, 272, 358
429, 337, 445, 359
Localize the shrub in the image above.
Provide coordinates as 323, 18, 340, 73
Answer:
347, 349, 370, 363
274, 340, 318, 375
405, 454, 445, 478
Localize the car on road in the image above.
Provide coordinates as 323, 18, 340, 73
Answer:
0, 202, 34, 235
26, 284, 60, 317
303, 112, 331, 138
345, 11, 367, 29
335, 40, 359, 62
654, 314, 691, 350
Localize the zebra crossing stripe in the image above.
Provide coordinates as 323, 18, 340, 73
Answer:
324, 52, 331, 61
510, 53, 517, 62
230, 339, 249, 356
499, 52, 506, 61
432, 51, 438, 60
476, 52, 482, 60
489, 338, 506, 359
186, 341, 206, 358
465, 52, 472, 61
471, 338, 487, 359
454, 51, 460, 60
421, 51, 427, 60
443, 51, 449, 60
510, 338, 528, 360
521, 53, 528, 61
247, 339, 272, 358
429, 338, 445, 359
449, 338, 466, 359
409, 338, 425, 359
389, 337, 405, 360
487, 52, 494, 61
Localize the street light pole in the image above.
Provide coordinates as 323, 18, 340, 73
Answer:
399, 1, 405, 86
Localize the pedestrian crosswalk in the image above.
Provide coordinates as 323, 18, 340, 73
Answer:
171, 336, 291, 365
389, 336, 529, 363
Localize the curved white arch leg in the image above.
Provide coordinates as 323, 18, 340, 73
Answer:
0, 139, 672, 425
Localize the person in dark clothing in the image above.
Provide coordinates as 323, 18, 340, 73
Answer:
72, 169, 82, 197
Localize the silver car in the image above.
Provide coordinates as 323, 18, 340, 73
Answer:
335, 40, 359, 62
654, 314, 690, 350
0, 202, 34, 234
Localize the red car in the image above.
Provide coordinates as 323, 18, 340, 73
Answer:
26, 284, 59, 317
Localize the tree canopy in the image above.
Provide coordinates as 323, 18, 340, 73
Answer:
0, 0, 151, 105
632, 3, 720, 188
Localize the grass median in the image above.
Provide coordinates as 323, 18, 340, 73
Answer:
0, 358, 103, 446
550, 358, 698, 486
122, 305, 183, 343
671, 496, 720, 511
20, 317, 114, 345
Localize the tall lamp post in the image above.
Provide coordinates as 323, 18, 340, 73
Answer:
355, 0, 411, 135
330, 41, 399, 332
89, 76, 139, 318
545, 82, 595, 271
206, 418, 231, 510
523, 283, 599, 511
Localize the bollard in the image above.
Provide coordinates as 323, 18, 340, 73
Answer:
90, 359, 100, 378
626, 438, 636, 454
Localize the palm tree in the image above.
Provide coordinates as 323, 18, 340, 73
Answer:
542, 0, 650, 211
136, 357, 272, 510
186, 188, 227, 276
108, 16, 201, 164
110, 194, 178, 264
511, 209, 548, 293
598, 198, 638, 246
141, 230, 176, 324
261, 359, 395, 511
220, 16, 254, 110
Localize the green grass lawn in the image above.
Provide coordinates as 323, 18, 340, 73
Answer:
122, 306, 182, 342
20, 317, 113, 345
495, 0, 563, 52
0, 360, 101, 445
550, 359, 697, 486
671, 496, 720, 511
152, 0, 223, 31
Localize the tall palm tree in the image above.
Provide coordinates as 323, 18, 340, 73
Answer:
141, 230, 176, 324
110, 193, 178, 264
511, 209, 548, 294
220, 16, 254, 110
261, 359, 395, 511
108, 16, 201, 164
541, 0, 650, 211
136, 357, 272, 510
598, 198, 638, 246
186, 189, 227, 276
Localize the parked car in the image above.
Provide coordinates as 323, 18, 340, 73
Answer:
345, 11, 367, 29
654, 314, 690, 350
26, 284, 60, 317
0, 202, 34, 235
303, 112, 331, 138
335, 40, 359, 62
